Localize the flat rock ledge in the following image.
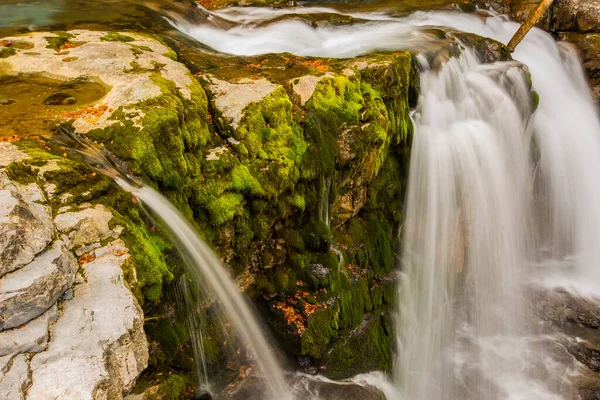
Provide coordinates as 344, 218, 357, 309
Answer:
0, 142, 148, 400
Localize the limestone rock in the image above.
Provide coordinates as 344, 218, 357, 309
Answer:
206, 76, 279, 130
0, 143, 29, 167
577, 0, 600, 32
0, 240, 76, 330
54, 204, 119, 252
0, 30, 195, 134
0, 146, 148, 398
290, 74, 334, 105
0, 173, 54, 277
27, 240, 148, 400
553, 0, 579, 31
0, 354, 31, 400
0, 305, 57, 357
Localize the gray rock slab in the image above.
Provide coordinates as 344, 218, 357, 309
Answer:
0, 305, 57, 358
27, 240, 148, 400
0, 240, 77, 330
0, 173, 54, 277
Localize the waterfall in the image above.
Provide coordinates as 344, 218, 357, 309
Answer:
170, 5, 600, 399
172, 276, 211, 394
396, 50, 538, 399
115, 179, 291, 400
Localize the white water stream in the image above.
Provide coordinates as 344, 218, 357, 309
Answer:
115, 180, 291, 400
170, 5, 600, 400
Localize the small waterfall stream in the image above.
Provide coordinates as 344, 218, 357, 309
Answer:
115, 179, 291, 400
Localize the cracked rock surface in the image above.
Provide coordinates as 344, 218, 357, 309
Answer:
0, 142, 148, 400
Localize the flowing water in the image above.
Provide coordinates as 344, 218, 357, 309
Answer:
115, 179, 291, 400
170, 5, 600, 399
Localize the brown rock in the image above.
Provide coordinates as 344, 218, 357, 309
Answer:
559, 32, 600, 102
577, 0, 600, 32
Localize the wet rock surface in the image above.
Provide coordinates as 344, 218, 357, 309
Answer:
478, 0, 600, 103
220, 374, 386, 400
530, 285, 600, 398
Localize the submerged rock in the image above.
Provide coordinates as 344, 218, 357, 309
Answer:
531, 285, 600, 397
43, 92, 77, 105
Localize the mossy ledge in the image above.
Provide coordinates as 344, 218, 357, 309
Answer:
78, 48, 415, 380
90, 50, 415, 379
1, 29, 418, 385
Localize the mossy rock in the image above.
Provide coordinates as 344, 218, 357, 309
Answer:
321, 314, 393, 379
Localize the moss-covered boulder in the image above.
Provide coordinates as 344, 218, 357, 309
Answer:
194, 52, 416, 377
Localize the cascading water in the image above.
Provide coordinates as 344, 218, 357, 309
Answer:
115, 179, 291, 400
172, 276, 211, 393
170, 5, 600, 399
396, 50, 538, 399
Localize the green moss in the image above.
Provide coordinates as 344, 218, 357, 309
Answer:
44, 32, 76, 51
338, 277, 372, 329
301, 305, 339, 357
229, 164, 263, 195
135, 373, 187, 400
205, 192, 244, 226
3, 40, 34, 50
145, 318, 187, 366
130, 43, 154, 56
152, 35, 178, 61
4, 162, 36, 184
124, 60, 166, 74
232, 87, 308, 199
87, 70, 210, 210
283, 228, 305, 251
0, 47, 16, 58
100, 32, 135, 43
321, 315, 392, 379
7, 141, 175, 303
303, 221, 331, 252
291, 193, 306, 211
531, 90, 540, 109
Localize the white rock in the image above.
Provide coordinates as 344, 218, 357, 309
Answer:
0, 240, 77, 330
206, 146, 229, 161
290, 73, 334, 106
207, 76, 278, 129
0, 173, 55, 277
0, 305, 57, 357
27, 240, 148, 400
0, 354, 30, 400
54, 204, 116, 250
0, 144, 29, 167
